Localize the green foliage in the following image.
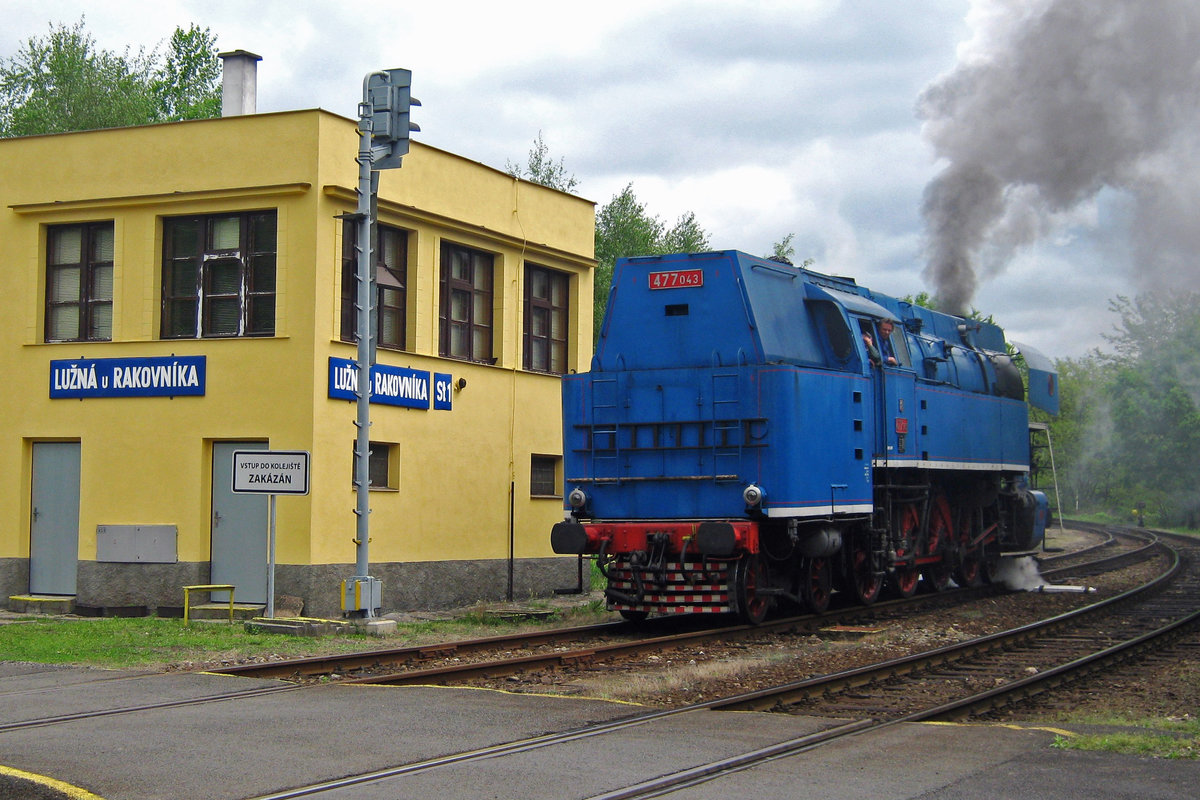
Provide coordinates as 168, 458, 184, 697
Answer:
1051, 732, 1198, 759
504, 136, 712, 344
1039, 292, 1200, 527
152, 24, 222, 121
904, 291, 938, 310
768, 233, 796, 262
0, 18, 220, 138
765, 233, 814, 267
902, 291, 994, 326
505, 130, 578, 192
593, 183, 711, 340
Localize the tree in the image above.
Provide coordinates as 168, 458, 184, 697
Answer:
1036, 292, 1200, 527
767, 233, 795, 263
661, 211, 709, 254
0, 19, 220, 138
152, 25, 221, 121
505, 136, 712, 343
1097, 293, 1200, 526
765, 233, 814, 267
903, 291, 938, 311
505, 130, 578, 192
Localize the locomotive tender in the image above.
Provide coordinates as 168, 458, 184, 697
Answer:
552, 250, 1059, 623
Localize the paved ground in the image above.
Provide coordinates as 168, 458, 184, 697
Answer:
0, 663, 1193, 800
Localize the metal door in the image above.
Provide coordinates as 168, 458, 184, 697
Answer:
211, 441, 268, 604
30, 442, 81, 595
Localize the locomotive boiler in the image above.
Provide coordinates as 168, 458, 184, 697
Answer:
552, 250, 1058, 623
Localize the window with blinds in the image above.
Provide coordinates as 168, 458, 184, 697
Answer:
161, 211, 277, 339
340, 221, 408, 350
45, 222, 114, 342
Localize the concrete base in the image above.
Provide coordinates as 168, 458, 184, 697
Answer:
7, 595, 74, 615
188, 603, 264, 622
352, 617, 397, 636
242, 616, 396, 637
244, 617, 358, 636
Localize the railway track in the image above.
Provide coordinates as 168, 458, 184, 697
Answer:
214, 525, 1155, 689
0, 525, 1157, 742
241, 526, 1200, 799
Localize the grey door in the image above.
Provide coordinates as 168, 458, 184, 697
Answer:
30, 442, 81, 595
211, 441, 268, 604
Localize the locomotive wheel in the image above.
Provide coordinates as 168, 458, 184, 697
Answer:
952, 507, 987, 588
732, 556, 770, 625
802, 557, 832, 614
890, 566, 920, 598
619, 609, 649, 623
922, 496, 954, 592
850, 539, 882, 605
923, 555, 953, 592
890, 504, 920, 598
956, 550, 984, 587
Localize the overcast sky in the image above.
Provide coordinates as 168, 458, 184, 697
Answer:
6, 0, 1197, 361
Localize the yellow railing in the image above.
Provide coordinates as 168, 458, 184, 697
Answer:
182, 584, 236, 625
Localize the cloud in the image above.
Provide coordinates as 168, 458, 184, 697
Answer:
2, 0, 1154, 360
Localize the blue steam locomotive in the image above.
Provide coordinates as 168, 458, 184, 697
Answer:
552, 250, 1058, 622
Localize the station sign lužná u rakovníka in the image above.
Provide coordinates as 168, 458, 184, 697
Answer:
49, 355, 206, 398
327, 356, 452, 410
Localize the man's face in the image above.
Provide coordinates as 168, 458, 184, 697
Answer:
880, 323, 893, 338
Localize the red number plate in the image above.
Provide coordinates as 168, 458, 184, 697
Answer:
649, 269, 704, 290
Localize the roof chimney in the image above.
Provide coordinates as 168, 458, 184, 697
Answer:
218, 50, 263, 116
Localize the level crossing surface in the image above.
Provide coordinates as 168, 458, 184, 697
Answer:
0, 663, 1192, 799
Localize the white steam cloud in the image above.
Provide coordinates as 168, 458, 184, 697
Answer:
918, 0, 1200, 314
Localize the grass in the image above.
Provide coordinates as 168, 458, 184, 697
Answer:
0, 603, 612, 670
1052, 732, 1199, 759
1049, 714, 1200, 759
0, 617, 377, 669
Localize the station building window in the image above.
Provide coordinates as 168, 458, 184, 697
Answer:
340, 221, 408, 350
161, 211, 277, 339
530, 454, 560, 497
45, 221, 114, 342
439, 242, 494, 363
523, 264, 569, 374
357, 441, 397, 490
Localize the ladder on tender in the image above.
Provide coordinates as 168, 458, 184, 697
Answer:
711, 371, 742, 481
590, 376, 620, 481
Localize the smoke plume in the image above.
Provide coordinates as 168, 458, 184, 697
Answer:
918, 0, 1200, 314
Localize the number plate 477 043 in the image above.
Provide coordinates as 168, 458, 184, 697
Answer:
648, 269, 704, 290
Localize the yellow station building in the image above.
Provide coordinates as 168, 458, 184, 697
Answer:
0, 99, 594, 617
